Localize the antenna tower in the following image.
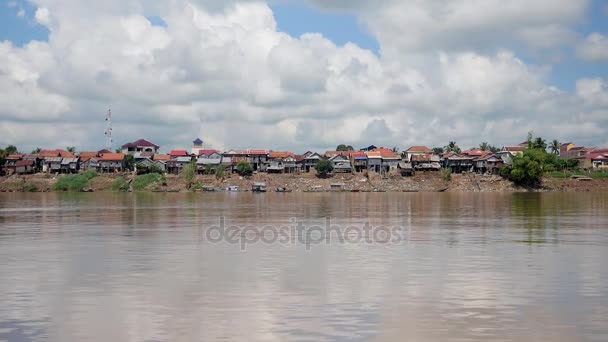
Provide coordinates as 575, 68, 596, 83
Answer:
104, 109, 113, 150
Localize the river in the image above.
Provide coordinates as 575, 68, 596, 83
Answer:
1, 192, 607, 341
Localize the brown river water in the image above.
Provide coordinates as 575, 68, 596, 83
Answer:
0, 192, 607, 341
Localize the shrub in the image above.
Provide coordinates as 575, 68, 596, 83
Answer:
22, 183, 38, 192
441, 168, 452, 182
236, 161, 253, 177
315, 159, 333, 177
52, 173, 97, 192
181, 161, 197, 189
111, 178, 128, 191
132, 173, 163, 191
215, 165, 226, 179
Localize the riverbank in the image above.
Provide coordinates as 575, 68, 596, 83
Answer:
2, 171, 608, 193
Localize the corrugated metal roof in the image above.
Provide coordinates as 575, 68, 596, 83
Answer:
176, 156, 193, 162
45, 157, 63, 162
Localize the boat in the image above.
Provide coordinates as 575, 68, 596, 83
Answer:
226, 185, 240, 192
275, 187, 292, 192
351, 188, 361, 192
252, 182, 267, 192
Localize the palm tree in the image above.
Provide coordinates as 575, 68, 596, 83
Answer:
31, 147, 41, 154
66, 146, 76, 153
533, 137, 547, 150
479, 142, 490, 151
549, 140, 560, 155
444, 141, 461, 154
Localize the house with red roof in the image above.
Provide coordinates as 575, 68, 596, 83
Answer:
98, 153, 126, 172
121, 139, 159, 155
578, 151, 608, 170
267, 152, 297, 173
404, 146, 432, 162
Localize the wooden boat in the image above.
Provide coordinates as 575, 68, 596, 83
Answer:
275, 187, 292, 192
226, 185, 240, 192
252, 182, 267, 192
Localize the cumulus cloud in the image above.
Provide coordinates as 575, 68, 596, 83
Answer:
0, 0, 606, 152
577, 33, 608, 61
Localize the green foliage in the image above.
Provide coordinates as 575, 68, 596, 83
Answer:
132, 173, 163, 191
443, 141, 461, 154
81, 170, 98, 180
111, 178, 128, 191
4, 145, 18, 155
66, 146, 76, 153
31, 147, 41, 154
336, 144, 354, 151
500, 148, 546, 186
479, 142, 490, 151
53, 172, 98, 192
22, 183, 38, 192
215, 164, 226, 179
315, 159, 334, 177
432, 147, 444, 155
125, 155, 135, 171
236, 161, 253, 177
182, 161, 197, 188
546, 170, 608, 179
549, 139, 560, 155
441, 168, 452, 182
136, 163, 164, 175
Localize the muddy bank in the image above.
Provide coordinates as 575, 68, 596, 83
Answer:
1, 172, 607, 193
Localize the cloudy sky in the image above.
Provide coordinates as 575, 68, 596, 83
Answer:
1, 0, 607, 153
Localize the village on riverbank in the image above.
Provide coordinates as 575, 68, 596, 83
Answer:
1, 136, 607, 193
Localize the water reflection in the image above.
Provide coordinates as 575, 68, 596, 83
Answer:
0, 192, 607, 341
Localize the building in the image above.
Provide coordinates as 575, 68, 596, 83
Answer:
350, 152, 368, 172
578, 151, 608, 170
191, 138, 204, 155
376, 148, 400, 172
443, 153, 475, 173
329, 154, 352, 173
411, 154, 441, 171
196, 152, 222, 174
121, 139, 159, 155
366, 151, 382, 173
166, 156, 193, 174
43, 157, 63, 173
98, 153, 126, 172
169, 150, 190, 158
60, 157, 79, 174
475, 154, 504, 174
300, 152, 323, 172
404, 146, 432, 162
267, 152, 297, 173
398, 162, 414, 176
15, 160, 35, 175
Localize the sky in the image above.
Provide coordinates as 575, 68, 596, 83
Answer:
1, 0, 608, 153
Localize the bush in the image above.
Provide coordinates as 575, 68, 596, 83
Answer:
181, 161, 197, 188
236, 161, 253, 177
132, 173, 163, 191
315, 159, 333, 177
53, 172, 97, 192
111, 178, 128, 191
22, 183, 38, 192
215, 165, 226, 179
441, 168, 452, 182
81, 170, 98, 180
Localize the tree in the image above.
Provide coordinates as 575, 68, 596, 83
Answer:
182, 161, 197, 189
315, 159, 333, 177
443, 141, 461, 154
489, 145, 500, 153
533, 137, 547, 150
125, 155, 135, 171
66, 146, 76, 153
31, 147, 41, 154
479, 142, 490, 151
432, 147, 444, 155
336, 144, 354, 151
236, 161, 253, 176
549, 139, 560, 155
4, 145, 18, 155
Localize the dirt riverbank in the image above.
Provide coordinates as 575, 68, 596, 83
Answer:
1, 171, 607, 193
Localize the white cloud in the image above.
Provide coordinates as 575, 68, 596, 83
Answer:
35, 7, 50, 25
577, 33, 608, 61
0, 0, 606, 152
17, 8, 25, 17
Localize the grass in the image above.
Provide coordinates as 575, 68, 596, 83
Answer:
52, 170, 98, 192
545, 170, 608, 179
22, 183, 38, 192
111, 178, 128, 191
131, 173, 163, 191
